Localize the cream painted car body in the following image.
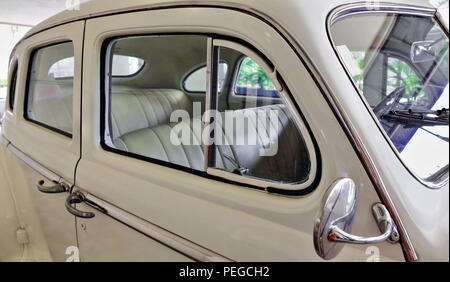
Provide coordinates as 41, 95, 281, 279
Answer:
0, 0, 448, 262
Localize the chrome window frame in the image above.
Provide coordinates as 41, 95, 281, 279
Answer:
327, 2, 449, 190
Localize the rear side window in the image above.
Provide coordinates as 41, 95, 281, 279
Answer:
234, 57, 280, 98
25, 42, 74, 136
111, 55, 145, 77
183, 62, 228, 93
49, 57, 74, 78
330, 13, 449, 183
9, 63, 18, 110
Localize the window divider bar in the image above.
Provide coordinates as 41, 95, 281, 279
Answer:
203, 38, 219, 171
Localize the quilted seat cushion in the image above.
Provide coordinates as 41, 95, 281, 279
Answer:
114, 104, 310, 183
110, 88, 194, 139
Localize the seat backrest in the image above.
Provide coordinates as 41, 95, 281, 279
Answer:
27, 80, 73, 134
216, 105, 309, 183
110, 88, 193, 139
114, 104, 309, 183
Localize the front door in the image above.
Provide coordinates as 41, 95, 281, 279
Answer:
74, 7, 406, 261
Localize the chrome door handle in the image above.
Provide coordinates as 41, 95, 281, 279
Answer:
328, 203, 397, 244
37, 180, 67, 193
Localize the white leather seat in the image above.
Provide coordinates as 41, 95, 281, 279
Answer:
113, 97, 310, 183
110, 88, 193, 140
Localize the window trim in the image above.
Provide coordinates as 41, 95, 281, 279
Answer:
327, 4, 449, 189
8, 60, 18, 110
24, 41, 74, 138
100, 33, 320, 196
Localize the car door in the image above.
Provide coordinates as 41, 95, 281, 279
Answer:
73, 7, 406, 261
0, 21, 84, 261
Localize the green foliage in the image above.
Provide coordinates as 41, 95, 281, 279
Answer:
236, 57, 276, 90
350, 51, 428, 102
0, 79, 8, 88
351, 52, 366, 92
387, 58, 423, 97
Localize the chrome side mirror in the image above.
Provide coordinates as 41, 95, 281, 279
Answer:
314, 178, 399, 260
314, 178, 357, 260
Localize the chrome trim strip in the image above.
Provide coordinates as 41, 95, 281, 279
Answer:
12, 1, 422, 260
330, 2, 436, 25
78, 191, 232, 262
7, 143, 61, 182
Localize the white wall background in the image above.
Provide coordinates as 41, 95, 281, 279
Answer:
0, 0, 88, 101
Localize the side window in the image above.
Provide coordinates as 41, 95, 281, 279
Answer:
49, 57, 74, 78
9, 62, 18, 110
234, 57, 280, 98
331, 13, 449, 182
183, 62, 228, 93
25, 42, 74, 136
104, 35, 208, 171
103, 35, 314, 189
111, 55, 145, 77
211, 46, 311, 184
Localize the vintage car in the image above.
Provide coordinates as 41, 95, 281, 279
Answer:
0, 0, 448, 262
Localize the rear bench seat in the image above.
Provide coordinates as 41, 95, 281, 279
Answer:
110, 87, 193, 140
112, 88, 310, 183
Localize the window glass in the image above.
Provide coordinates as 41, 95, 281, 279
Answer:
183, 62, 228, 92
104, 36, 312, 187
49, 57, 74, 78
331, 13, 449, 181
211, 47, 310, 184
26, 42, 74, 135
105, 35, 208, 171
0, 23, 31, 102
234, 57, 280, 98
47, 55, 144, 79
111, 55, 145, 77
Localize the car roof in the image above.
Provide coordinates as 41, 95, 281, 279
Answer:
26, 0, 435, 39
